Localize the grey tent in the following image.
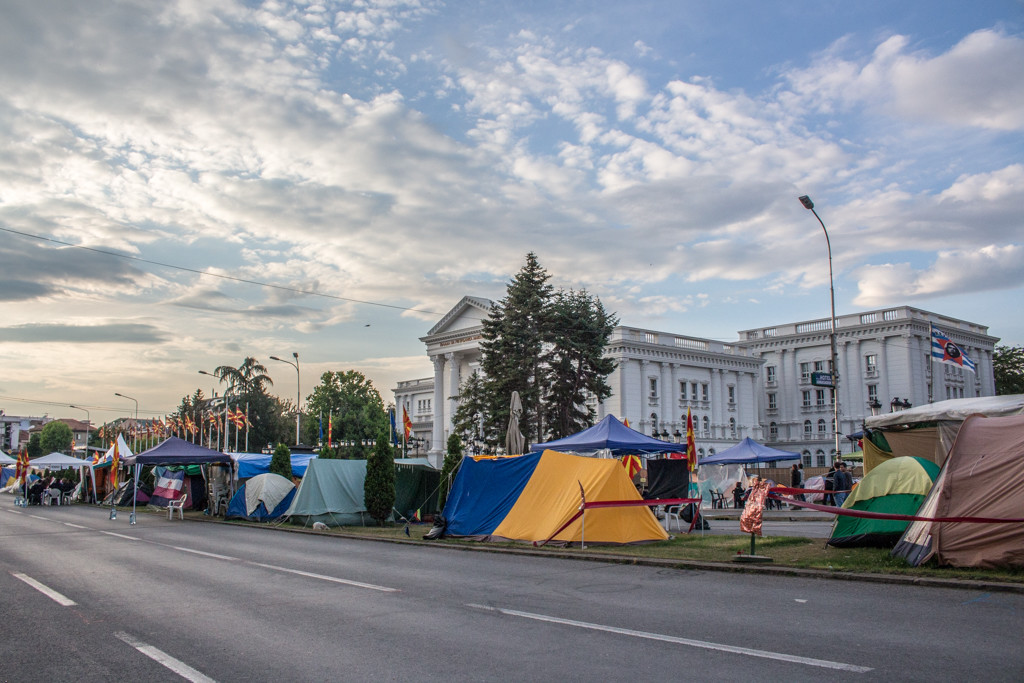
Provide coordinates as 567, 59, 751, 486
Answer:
284, 458, 373, 527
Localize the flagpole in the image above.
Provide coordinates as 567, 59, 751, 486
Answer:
245, 402, 250, 453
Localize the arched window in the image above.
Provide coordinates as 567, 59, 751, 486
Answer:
702, 416, 710, 435
708, 448, 716, 455
729, 417, 736, 436
815, 449, 826, 467
801, 450, 811, 467
803, 420, 812, 436
817, 419, 827, 435
698, 447, 705, 457
769, 422, 778, 439
650, 412, 658, 435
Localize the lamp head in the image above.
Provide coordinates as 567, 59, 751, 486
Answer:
269, 356, 281, 361
798, 195, 814, 210
292, 352, 299, 360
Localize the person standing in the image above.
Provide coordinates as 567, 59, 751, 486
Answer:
789, 464, 802, 509
833, 462, 852, 507
824, 463, 836, 506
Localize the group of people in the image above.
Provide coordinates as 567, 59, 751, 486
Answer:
730, 460, 854, 510
25, 475, 76, 505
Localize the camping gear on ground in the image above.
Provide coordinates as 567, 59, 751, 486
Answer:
441, 449, 668, 545
103, 480, 152, 507
893, 414, 1024, 569
226, 473, 296, 521
827, 456, 939, 548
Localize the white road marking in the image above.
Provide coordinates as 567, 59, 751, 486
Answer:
11, 573, 77, 607
795, 599, 808, 603
64, 522, 90, 529
251, 562, 399, 592
29, 514, 50, 520
7, 509, 22, 514
114, 631, 216, 683
172, 547, 238, 561
100, 531, 139, 541
467, 604, 872, 673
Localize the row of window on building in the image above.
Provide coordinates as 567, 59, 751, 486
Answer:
648, 378, 736, 405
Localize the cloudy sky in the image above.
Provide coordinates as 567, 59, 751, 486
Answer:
1, 0, 1022, 426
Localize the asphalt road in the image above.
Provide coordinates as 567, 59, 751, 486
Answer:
2, 503, 1022, 682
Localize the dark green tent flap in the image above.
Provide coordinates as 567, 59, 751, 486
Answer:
284, 459, 371, 527
394, 459, 440, 518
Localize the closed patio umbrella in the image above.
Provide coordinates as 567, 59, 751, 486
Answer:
505, 391, 525, 455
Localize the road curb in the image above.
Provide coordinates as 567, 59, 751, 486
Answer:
195, 513, 1024, 595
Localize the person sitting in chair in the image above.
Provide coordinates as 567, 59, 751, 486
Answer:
732, 481, 745, 509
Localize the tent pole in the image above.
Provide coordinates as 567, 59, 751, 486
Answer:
130, 464, 139, 525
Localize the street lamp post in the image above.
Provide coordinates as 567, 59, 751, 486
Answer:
114, 392, 139, 453
798, 195, 841, 459
199, 370, 230, 451
270, 353, 300, 445
69, 404, 90, 456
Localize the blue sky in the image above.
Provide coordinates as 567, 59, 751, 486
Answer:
1, 0, 1022, 425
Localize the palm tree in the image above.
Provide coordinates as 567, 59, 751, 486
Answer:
214, 357, 273, 397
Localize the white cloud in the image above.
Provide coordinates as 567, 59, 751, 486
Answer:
786, 29, 1024, 131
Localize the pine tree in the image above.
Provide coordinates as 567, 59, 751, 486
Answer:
452, 370, 486, 447
364, 427, 395, 525
269, 443, 292, 479
479, 252, 553, 448
438, 433, 464, 513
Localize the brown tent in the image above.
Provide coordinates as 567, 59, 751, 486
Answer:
892, 413, 1024, 569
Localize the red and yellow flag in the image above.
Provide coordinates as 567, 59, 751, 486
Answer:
622, 454, 643, 479
623, 417, 631, 429
402, 407, 413, 439
110, 440, 120, 489
686, 407, 697, 472
15, 447, 29, 481
327, 411, 333, 449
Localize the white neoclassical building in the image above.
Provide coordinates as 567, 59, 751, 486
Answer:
394, 296, 765, 465
395, 299, 999, 467
736, 305, 998, 466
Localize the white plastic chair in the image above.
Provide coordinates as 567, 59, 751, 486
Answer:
167, 492, 188, 520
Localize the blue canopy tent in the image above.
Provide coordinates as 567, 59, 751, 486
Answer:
530, 415, 683, 455
123, 437, 234, 523
698, 437, 801, 466
231, 452, 317, 479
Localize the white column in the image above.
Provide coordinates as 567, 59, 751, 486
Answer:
446, 352, 459, 443
639, 360, 650, 432
430, 355, 445, 459
660, 362, 673, 431
878, 337, 890, 407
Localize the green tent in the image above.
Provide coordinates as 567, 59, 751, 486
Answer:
394, 458, 440, 519
284, 458, 371, 527
827, 456, 940, 548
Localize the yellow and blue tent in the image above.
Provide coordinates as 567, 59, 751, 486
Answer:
442, 449, 668, 545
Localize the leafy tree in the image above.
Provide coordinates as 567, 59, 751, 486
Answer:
214, 357, 274, 395
304, 370, 387, 458
541, 289, 618, 439
438, 433, 464, 513
40, 420, 74, 454
451, 370, 486, 448
479, 252, 553, 447
318, 445, 340, 460
27, 433, 43, 459
269, 443, 292, 479
993, 345, 1024, 395
364, 427, 395, 525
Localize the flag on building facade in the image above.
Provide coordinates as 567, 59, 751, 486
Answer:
403, 406, 412, 440
686, 407, 697, 472
931, 325, 976, 372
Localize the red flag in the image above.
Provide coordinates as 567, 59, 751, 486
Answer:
402, 407, 412, 439
327, 412, 333, 449
686, 407, 697, 472
623, 417, 631, 429
110, 440, 120, 489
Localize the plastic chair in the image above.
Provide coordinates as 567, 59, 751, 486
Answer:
45, 488, 63, 506
168, 492, 188, 520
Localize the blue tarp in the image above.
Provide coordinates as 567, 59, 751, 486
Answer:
443, 453, 542, 537
698, 437, 800, 465
232, 452, 317, 479
530, 414, 682, 455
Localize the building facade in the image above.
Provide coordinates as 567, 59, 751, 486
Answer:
394, 299, 998, 468
736, 306, 998, 466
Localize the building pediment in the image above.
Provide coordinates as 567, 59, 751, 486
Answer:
422, 295, 493, 340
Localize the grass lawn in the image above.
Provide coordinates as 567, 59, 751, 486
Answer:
265, 520, 1024, 585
